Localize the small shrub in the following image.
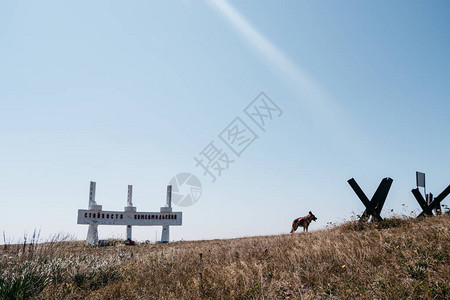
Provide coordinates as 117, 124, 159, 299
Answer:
405, 264, 427, 280
0, 262, 49, 299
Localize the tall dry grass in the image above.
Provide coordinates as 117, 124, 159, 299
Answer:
1, 214, 449, 299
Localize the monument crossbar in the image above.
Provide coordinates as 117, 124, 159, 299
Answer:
77, 210, 182, 226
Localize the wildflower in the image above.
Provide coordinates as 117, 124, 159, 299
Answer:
395, 245, 399, 249
341, 264, 346, 268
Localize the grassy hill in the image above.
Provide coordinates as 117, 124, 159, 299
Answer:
1, 214, 449, 299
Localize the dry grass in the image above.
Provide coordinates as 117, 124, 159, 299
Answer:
1, 214, 449, 299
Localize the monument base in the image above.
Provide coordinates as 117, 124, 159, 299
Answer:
87, 224, 98, 246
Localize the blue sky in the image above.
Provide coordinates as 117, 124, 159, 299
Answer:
1, 1, 449, 242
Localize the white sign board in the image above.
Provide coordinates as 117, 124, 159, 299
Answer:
416, 171, 425, 188
77, 209, 182, 226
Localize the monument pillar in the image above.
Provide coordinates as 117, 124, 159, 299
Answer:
124, 185, 136, 240
160, 185, 172, 243
86, 181, 102, 246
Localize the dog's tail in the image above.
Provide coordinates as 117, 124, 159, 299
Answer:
290, 220, 296, 234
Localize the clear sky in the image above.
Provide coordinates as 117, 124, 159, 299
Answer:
1, 0, 449, 243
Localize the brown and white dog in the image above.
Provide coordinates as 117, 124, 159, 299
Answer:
290, 211, 317, 233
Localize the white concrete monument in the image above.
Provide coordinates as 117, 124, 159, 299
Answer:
77, 182, 182, 246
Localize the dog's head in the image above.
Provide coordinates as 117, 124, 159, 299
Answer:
309, 211, 317, 221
